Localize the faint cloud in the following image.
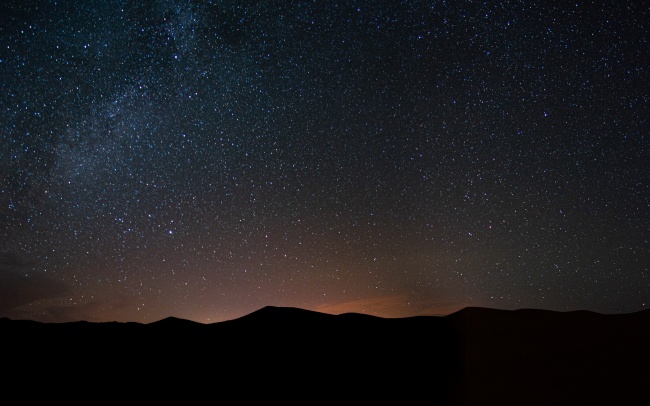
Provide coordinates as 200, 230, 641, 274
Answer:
0, 252, 137, 323
316, 295, 470, 318
0, 253, 70, 313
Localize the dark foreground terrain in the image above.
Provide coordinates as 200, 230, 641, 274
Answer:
3, 307, 649, 404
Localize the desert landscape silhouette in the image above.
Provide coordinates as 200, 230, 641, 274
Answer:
3, 305, 648, 404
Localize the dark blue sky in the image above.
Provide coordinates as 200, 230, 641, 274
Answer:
1, 0, 647, 323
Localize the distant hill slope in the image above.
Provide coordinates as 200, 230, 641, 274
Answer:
2, 307, 648, 405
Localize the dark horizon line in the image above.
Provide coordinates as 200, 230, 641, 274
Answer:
3, 304, 649, 325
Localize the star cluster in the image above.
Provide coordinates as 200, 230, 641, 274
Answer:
1, 0, 647, 323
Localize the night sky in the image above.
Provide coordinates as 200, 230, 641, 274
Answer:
1, 0, 647, 323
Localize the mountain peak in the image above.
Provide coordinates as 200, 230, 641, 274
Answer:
150, 316, 202, 326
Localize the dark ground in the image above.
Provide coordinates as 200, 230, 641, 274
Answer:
3, 306, 648, 404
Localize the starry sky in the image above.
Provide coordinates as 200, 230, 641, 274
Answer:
1, 0, 648, 323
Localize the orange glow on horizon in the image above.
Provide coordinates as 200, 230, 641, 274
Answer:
315, 295, 469, 318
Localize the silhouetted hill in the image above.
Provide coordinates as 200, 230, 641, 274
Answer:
448, 307, 649, 404
2, 307, 648, 405
149, 316, 204, 328
228, 305, 337, 327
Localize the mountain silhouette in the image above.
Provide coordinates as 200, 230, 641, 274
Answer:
2, 306, 648, 404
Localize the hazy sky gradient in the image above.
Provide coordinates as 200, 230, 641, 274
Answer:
1, 0, 647, 323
